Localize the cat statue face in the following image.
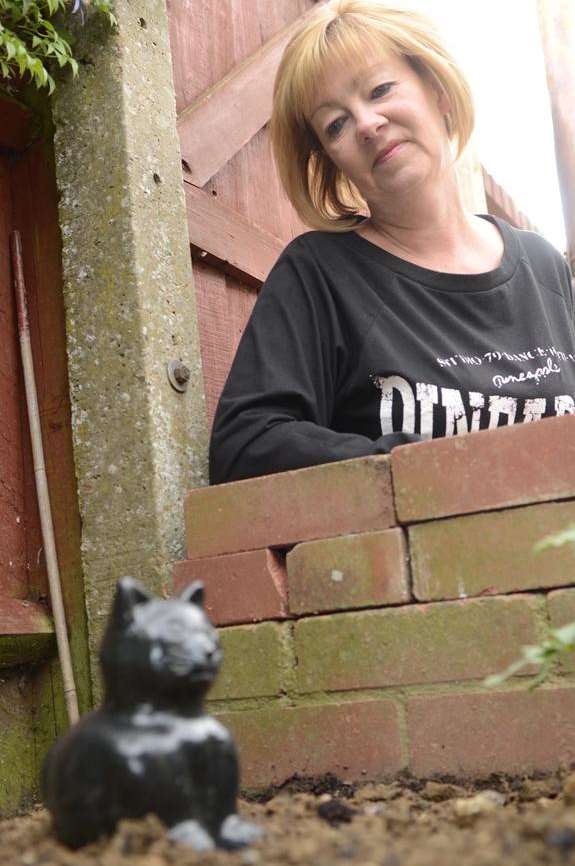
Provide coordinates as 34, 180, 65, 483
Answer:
99, 578, 223, 709
42, 577, 262, 852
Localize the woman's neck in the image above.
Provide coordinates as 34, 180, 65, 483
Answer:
356, 170, 503, 273
361, 171, 475, 258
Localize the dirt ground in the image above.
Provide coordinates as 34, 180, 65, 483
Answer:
5, 772, 575, 866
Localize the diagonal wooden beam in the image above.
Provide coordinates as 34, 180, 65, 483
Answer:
177, 3, 326, 188
184, 182, 284, 288
0, 596, 55, 666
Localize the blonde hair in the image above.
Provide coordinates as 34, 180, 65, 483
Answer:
270, 0, 475, 231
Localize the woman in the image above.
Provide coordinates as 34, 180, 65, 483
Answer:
209, 0, 575, 485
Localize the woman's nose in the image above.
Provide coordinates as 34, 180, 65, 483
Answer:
356, 106, 387, 141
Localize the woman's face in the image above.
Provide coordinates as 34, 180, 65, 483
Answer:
308, 51, 451, 207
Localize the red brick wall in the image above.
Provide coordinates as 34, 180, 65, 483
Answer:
174, 415, 575, 789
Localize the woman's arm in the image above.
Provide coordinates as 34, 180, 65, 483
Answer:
209, 241, 418, 484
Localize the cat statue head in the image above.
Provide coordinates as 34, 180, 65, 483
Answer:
99, 577, 223, 710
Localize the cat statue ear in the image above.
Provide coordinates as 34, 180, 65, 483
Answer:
180, 581, 205, 608
110, 576, 153, 627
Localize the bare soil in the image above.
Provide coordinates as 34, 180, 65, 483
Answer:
4, 772, 575, 866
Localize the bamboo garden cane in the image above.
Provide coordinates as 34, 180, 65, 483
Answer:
10, 230, 80, 726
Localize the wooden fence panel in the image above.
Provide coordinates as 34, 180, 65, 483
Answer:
0, 156, 27, 598
168, 1, 317, 426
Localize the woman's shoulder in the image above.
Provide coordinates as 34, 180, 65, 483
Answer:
278, 228, 352, 260
258, 229, 367, 313
502, 218, 573, 310
496, 215, 565, 265
266, 229, 359, 288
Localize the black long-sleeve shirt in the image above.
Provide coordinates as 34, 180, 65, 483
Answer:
210, 215, 575, 484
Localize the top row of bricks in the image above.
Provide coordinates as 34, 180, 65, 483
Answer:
185, 414, 575, 559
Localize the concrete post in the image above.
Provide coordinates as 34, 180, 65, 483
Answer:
52, 2, 209, 696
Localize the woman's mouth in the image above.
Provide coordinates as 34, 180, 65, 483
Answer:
374, 142, 406, 167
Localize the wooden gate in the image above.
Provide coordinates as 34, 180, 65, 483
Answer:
0, 97, 86, 679
167, 0, 319, 425
0, 148, 28, 603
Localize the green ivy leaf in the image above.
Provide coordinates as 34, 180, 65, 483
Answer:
0, 0, 115, 91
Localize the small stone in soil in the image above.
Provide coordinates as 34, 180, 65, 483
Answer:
422, 781, 467, 802
336, 842, 359, 859
317, 799, 357, 826
354, 783, 400, 803
519, 778, 562, 801
364, 803, 386, 816
240, 849, 261, 865
545, 827, 575, 854
562, 773, 575, 804
453, 790, 505, 824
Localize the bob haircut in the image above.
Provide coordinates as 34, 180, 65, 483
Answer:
270, 0, 475, 231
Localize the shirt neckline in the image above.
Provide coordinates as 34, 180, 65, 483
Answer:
339, 214, 520, 293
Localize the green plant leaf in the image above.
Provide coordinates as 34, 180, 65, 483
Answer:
0, 0, 115, 91
553, 621, 575, 647
534, 524, 575, 553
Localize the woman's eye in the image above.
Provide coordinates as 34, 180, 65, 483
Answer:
325, 116, 346, 139
371, 82, 394, 99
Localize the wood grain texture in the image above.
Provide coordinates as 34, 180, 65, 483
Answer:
185, 181, 283, 286
177, 4, 325, 187
168, 0, 313, 242
168, 1, 317, 421
0, 596, 53, 635
0, 156, 27, 599
9, 138, 87, 663
193, 261, 257, 426
0, 97, 34, 151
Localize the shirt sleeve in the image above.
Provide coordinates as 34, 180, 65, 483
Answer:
209, 239, 419, 484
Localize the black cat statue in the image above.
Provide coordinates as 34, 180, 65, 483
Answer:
42, 577, 263, 851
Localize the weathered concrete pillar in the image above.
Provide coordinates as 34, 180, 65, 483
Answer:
52, 2, 209, 696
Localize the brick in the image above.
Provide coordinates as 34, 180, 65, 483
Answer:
185, 456, 394, 558
547, 589, 575, 673
410, 500, 575, 601
217, 699, 404, 788
294, 595, 539, 693
173, 549, 287, 625
209, 622, 290, 701
392, 414, 575, 524
407, 687, 575, 778
287, 529, 410, 615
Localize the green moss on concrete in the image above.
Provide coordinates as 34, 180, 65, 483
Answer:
52, 0, 209, 693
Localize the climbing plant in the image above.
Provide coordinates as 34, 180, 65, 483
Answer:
0, 0, 116, 94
